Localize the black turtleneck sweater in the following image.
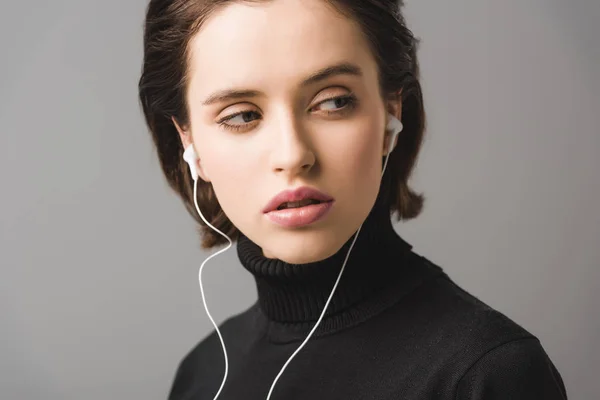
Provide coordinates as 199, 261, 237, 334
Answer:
167, 196, 568, 399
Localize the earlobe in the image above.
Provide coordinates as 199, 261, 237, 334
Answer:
383, 133, 400, 156
196, 160, 210, 183
171, 116, 211, 182
383, 91, 403, 155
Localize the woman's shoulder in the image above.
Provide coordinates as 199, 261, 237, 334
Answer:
178, 302, 259, 360
167, 304, 258, 399
406, 253, 537, 341
375, 251, 547, 362
365, 253, 568, 397
386, 253, 568, 397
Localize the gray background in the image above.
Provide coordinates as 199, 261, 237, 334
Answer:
1, 0, 598, 399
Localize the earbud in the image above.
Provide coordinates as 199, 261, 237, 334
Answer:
183, 144, 199, 181
385, 113, 403, 156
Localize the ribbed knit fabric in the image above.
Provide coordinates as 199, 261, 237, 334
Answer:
168, 194, 568, 399
236, 191, 412, 325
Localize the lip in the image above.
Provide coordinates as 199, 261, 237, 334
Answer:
265, 201, 334, 228
262, 186, 335, 228
262, 186, 335, 214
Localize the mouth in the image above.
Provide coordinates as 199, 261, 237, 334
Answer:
274, 198, 326, 210
262, 186, 334, 214
263, 186, 335, 228
265, 200, 334, 228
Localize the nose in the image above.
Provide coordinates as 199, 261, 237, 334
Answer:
269, 115, 316, 178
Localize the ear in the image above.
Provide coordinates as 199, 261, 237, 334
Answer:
171, 117, 211, 182
383, 90, 403, 156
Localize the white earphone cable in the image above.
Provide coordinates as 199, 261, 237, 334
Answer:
192, 180, 232, 400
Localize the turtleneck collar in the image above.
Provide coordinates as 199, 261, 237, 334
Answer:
236, 191, 415, 326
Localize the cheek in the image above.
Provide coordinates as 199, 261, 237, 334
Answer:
336, 126, 382, 183
332, 126, 383, 213
203, 145, 255, 192
198, 143, 262, 222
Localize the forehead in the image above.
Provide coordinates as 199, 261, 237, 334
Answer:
186, 0, 378, 98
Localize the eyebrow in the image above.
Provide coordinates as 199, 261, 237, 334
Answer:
201, 62, 363, 106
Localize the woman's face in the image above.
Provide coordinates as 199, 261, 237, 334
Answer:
177, 0, 401, 263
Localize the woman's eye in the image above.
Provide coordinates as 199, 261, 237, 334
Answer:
217, 110, 261, 132
312, 94, 358, 114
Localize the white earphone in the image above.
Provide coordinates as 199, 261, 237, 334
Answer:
385, 112, 402, 156
183, 112, 402, 399
183, 144, 199, 182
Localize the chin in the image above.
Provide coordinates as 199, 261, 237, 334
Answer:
262, 229, 346, 264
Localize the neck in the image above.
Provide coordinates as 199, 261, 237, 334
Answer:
236, 193, 413, 324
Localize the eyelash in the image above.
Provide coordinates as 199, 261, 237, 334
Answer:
217, 93, 359, 132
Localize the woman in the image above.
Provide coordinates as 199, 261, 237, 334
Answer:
138, 0, 568, 399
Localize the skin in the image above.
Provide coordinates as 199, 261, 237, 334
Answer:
174, 0, 402, 264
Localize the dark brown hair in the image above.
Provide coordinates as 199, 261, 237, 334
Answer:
138, 0, 426, 249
